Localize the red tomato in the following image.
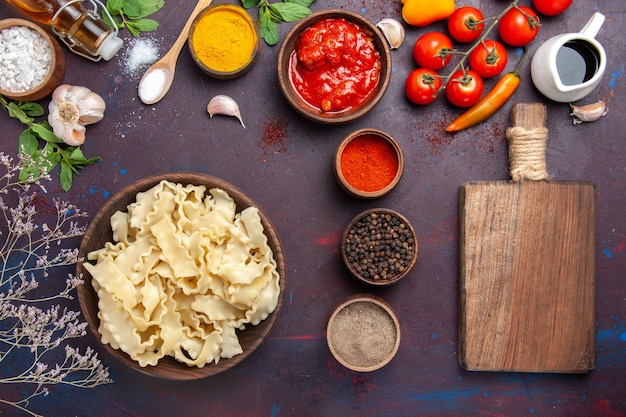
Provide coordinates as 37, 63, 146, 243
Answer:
413, 32, 453, 70
469, 40, 508, 78
405, 68, 442, 105
498, 6, 540, 47
532, 0, 572, 16
445, 69, 484, 107
448, 6, 485, 43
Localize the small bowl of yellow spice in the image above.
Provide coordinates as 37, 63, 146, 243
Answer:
188, 4, 260, 80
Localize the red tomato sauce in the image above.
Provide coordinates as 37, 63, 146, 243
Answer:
288, 18, 382, 114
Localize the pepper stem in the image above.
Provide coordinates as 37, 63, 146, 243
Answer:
512, 46, 528, 77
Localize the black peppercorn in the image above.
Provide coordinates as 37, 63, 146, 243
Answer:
343, 210, 416, 283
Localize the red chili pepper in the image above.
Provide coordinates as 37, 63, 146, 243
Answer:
446, 47, 527, 133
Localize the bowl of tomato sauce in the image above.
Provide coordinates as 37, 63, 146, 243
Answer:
277, 10, 392, 124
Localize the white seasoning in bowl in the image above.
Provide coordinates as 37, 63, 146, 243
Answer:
0, 26, 52, 93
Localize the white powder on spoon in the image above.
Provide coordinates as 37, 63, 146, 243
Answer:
138, 67, 168, 103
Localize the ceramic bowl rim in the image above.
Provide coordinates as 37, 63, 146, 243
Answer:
0, 18, 65, 101
76, 172, 286, 380
188, 4, 260, 80
277, 9, 392, 124
333, 128, 404, 199
341, 207, 418, 286
326, 293, 401, 372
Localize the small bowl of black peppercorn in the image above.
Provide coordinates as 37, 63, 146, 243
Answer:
342, 208, 418, 286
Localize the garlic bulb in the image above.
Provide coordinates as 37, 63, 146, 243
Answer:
570, 101, 608, 124
207, 95, 245, 128
376, 18, 405, 49
48, 84, 106, 146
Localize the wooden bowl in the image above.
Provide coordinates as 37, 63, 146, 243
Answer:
277, 10, 392, 124
188, 4, 260, 80
0, 18, 65, 101
76, 173, 286, 380
327, 294, 401, 372
334, 128, 404, 199
342, 208, 418, 286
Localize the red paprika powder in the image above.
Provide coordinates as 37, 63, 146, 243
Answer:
340, 134, 399, 192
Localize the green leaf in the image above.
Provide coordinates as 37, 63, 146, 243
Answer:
19, 165, 40, 183
18, 148, 48, 183
19, 102, 45, 117
131, 0, 164, 19
47, 155, 61, 169
268, 2, 311, 22
18, 129, 39, 155
106, 0, 125, 15
241, 0, 259, 9
61, 145, 100, 170
126, 19, 159, 35
244, 0, 315, 45
7, 102, 32, 123
102, 11, 121, 29
83, 156, 101, 165
120, 0, 142, 19
260, 15, 279, 46
60, 161, 73, 191
105, 0, 163, 35
285, 0, 314, 8
42, 149, 59, 174
69, 147, 86, 161
125, 21, 140, 37
60, 147, 74, 161
42, 141, 55, 153
30, 123, 65, 144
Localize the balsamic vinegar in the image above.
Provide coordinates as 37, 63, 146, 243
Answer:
555, 40, 600, 86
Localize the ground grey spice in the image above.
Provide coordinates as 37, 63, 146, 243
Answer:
344, 212, 415, 281
329, 301, 397, 368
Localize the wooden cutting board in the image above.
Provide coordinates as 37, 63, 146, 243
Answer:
458, 103, 595, 373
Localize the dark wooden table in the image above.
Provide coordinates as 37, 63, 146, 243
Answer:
1, 1, 624, 416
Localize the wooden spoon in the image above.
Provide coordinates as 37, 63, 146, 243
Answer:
138, 0, 213, 104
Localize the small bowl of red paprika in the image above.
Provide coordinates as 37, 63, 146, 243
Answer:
334, 129, 404, 199
277, 10, 392, 124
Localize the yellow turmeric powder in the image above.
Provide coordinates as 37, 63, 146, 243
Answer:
191, 5, 257, 73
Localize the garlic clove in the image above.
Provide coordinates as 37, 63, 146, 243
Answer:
76, 94, 106, 125
207, 95, 246, 128
569, 100, 608, 124
376, 18, 405, 49
51, 84, 72, 102
50, 118, 86, 146
78, 106, 106, 125
66, 125, 87, 147
67, 85, 94, 101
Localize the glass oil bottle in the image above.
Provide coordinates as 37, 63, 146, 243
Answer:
5, 0, 123, 61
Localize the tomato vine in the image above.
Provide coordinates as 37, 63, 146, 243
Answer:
424, 0, 540, 96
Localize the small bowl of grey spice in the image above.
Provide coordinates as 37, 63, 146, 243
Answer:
0, 18, 65, 102
327, 294, 401, 372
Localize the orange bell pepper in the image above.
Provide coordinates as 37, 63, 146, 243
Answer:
402, 0, 456, 27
